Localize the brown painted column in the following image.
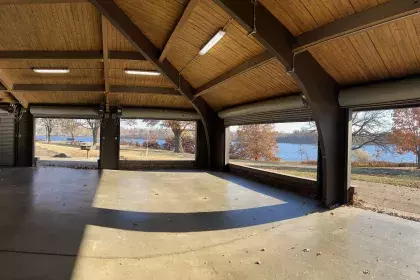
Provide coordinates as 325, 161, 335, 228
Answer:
99, 115, 120, 170
293, 52, 350, 206
15, 110, 34, 167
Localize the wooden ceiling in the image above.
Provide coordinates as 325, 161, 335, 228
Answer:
0, 0, 418, 113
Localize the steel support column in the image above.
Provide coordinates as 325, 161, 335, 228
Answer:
15, 110, 34, 167
99, 116, 120, 170
195, 119, 225, 170
292, 52, 350, 206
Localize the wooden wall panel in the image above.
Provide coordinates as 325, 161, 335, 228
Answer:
260, 0, 391, 36
202, 59, 299, 110
109, 92, 192, 109
114, 0, 188, 49
166, 1, 264, 88
309, 15, 420, 85
0, 3, 102, 50
17, 91, 104, 105
6, 69, 103, 85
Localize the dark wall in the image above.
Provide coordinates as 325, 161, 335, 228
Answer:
16, 111, 34, 167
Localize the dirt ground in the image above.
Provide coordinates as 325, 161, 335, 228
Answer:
35, 142, 194, 161
230, 160, 420, 222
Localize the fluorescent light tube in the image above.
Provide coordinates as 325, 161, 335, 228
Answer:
124, 69, 161, 76
33, 68, 69, 74
199, 30, 226, 55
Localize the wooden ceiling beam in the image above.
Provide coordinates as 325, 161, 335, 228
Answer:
194, 51, 274, 98
0, 0, 86, 4
0, 51, 146, 61
108, 51, 145, 61
14, 84, 105, 92
89, 0, 221, 168
101, 16, 110, 112
0, 51, 102, 60
110, 85, 180, 95
13, 84, 180, 95
212, 0, 294, 71
294, 0, 420, 52
0, 69, 28, 107
159, 0, 199, 62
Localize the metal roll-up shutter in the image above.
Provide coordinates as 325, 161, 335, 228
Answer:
122, 108, 200, 120
30, 106, 99, 118
219, 95, 313, 126
0, 112, 15, 166
339, 77, 420, 110
223, 107, 313, 126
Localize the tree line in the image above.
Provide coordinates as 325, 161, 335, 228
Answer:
37, 119, 101, 145
230, 108, 420, 167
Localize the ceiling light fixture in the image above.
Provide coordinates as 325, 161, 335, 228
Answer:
199, 30, 226, 55
124, 69, 161, 76
33, 68, 70, 74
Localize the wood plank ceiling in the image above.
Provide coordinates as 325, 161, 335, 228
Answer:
0, 0, 418, 112
260, 0, 420, 86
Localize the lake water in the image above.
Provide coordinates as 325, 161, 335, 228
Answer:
276, 143, 417, 163
36, 136, 417, 163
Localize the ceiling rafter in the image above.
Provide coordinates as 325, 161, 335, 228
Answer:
110, 85, 180, 95
13, 84, 180, 95
194, 51, 274, 98
294, 0, 420, 52
89, 0, 221, 167
0, 51, 146, 61
14, 84, 105, 92
101, 16, 110, 111
0, 69, 28, 108
159, 0, 199, 62
213, 0, 294, 71
0, 0, 86, 4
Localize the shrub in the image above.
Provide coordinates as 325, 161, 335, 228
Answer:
353, 149, 370, 163
142, 140, 161, 149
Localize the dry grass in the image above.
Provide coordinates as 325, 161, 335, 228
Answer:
230, 160, 420, 189
36, 142, 194, 161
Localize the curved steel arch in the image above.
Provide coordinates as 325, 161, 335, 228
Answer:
89, 0, 224, 170
213, 0, 350, 206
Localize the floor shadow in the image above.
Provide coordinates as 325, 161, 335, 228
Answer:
0, 167, 319, 279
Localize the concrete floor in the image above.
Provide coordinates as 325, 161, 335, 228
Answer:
0, 167, 419, 279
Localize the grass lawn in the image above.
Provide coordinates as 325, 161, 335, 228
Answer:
230, 160, 420, 189
36, 142, 194, 161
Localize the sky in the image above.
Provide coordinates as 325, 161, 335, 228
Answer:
230, 122, 310, 133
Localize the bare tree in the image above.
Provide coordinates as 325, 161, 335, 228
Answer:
61, 119, 80, 140
80, 119, 101, 145
351, 111, 390, 151
37, 118, 58, 143
304, 110, 390, 151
